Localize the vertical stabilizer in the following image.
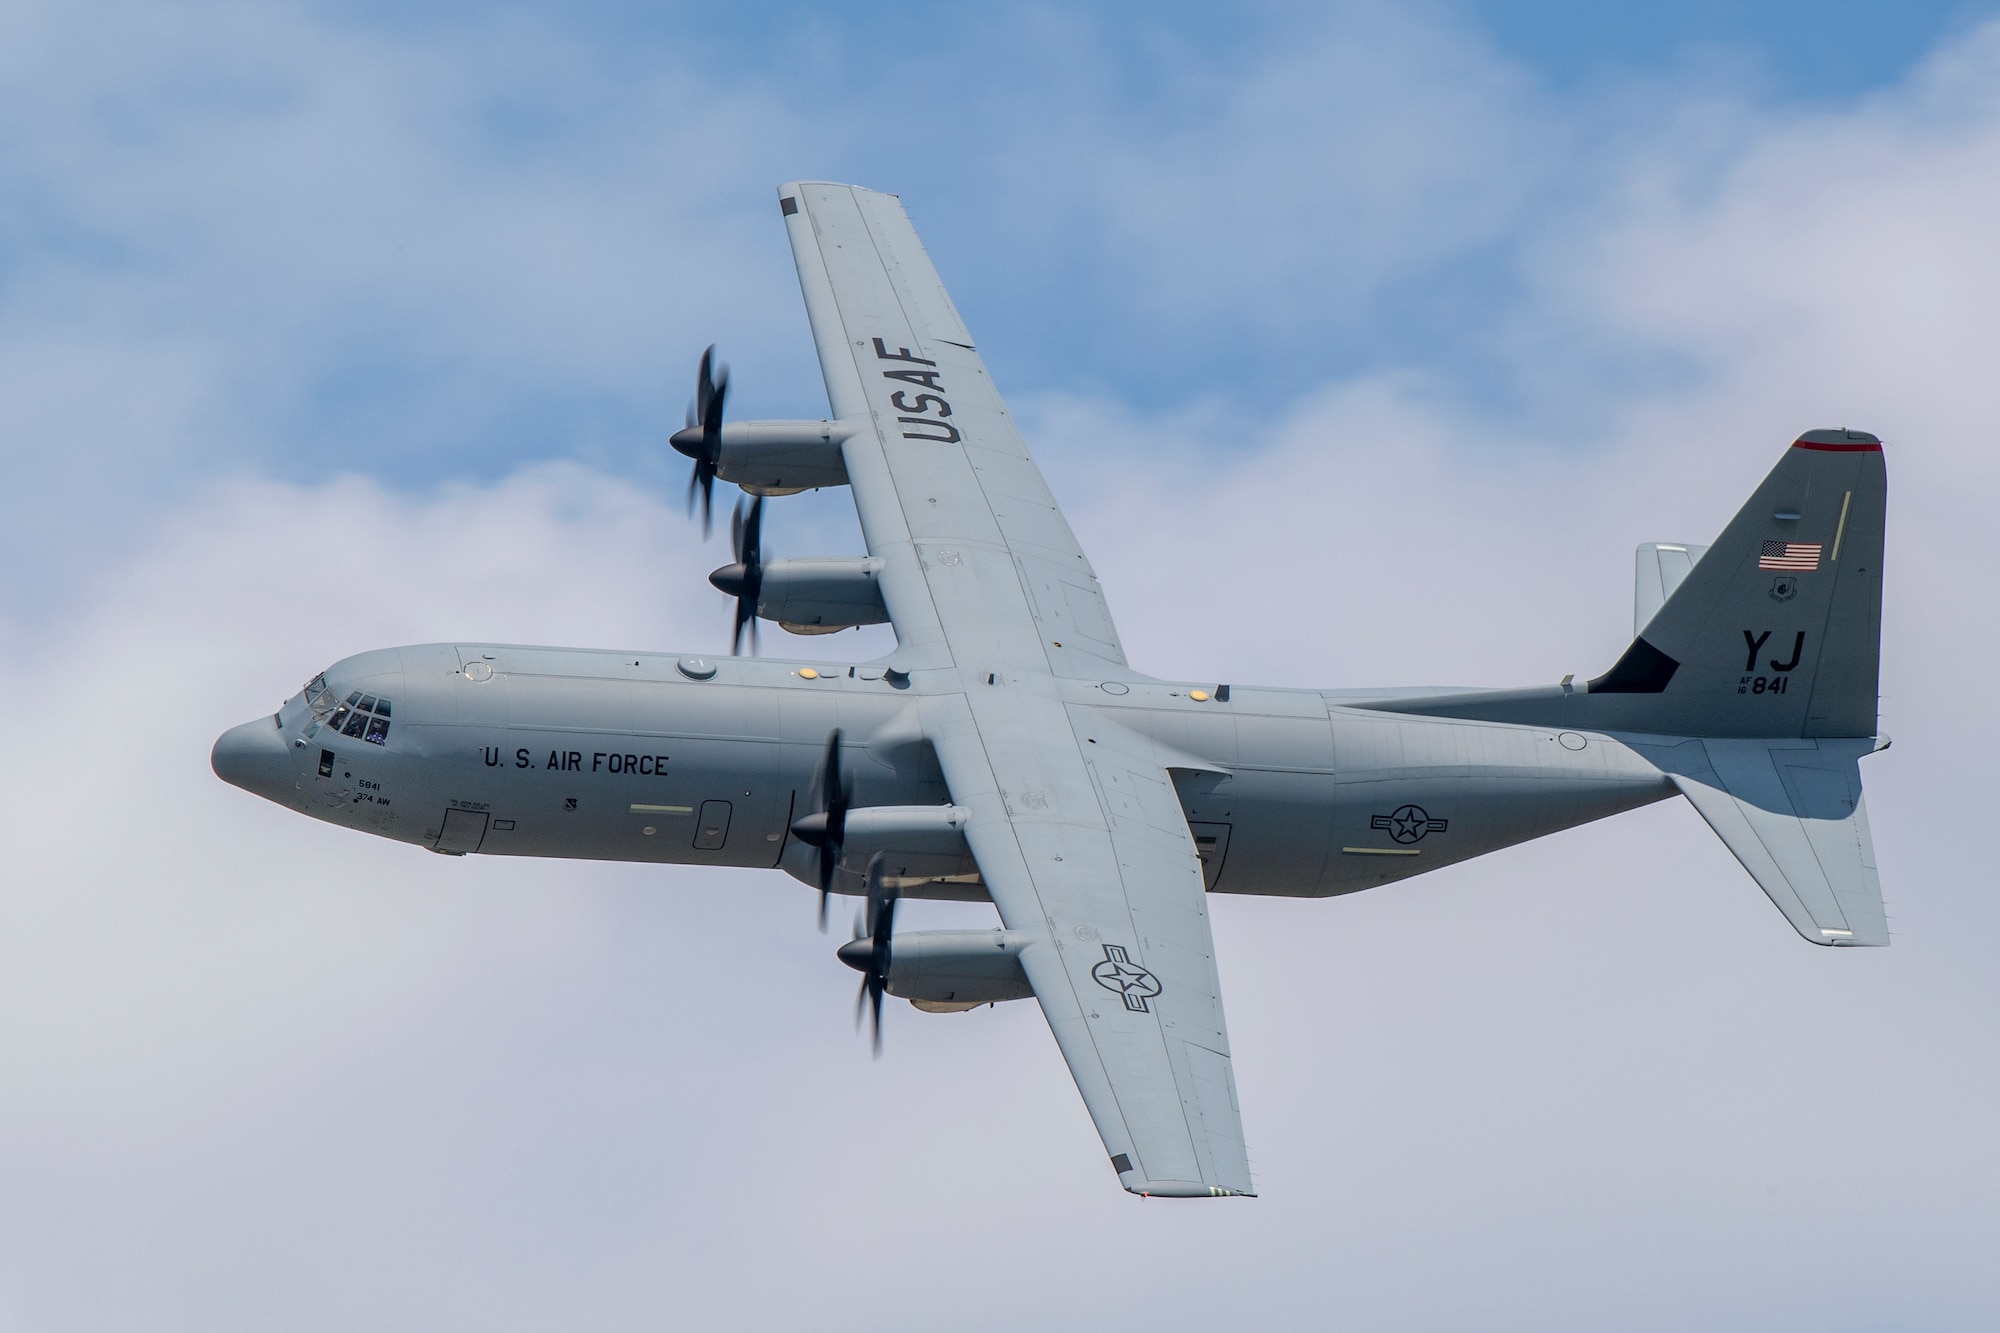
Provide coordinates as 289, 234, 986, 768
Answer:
1590, 431, 1885, 738
1362, 431, 1887, 740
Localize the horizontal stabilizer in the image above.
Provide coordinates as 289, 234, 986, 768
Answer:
1647, 737, 1887, 946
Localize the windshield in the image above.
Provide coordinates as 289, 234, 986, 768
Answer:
298, 675, 394, 746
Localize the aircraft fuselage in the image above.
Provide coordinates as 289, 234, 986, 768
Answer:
215, 642, 1675, 902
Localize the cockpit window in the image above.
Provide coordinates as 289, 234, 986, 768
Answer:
343, 695, 394, 743
303, 673, 333, 714
304, 673, 395, 745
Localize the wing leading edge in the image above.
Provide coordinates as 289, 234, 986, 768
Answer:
779, 181, 1253, 1196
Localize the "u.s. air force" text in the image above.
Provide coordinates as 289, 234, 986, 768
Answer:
483, 746, 670, 774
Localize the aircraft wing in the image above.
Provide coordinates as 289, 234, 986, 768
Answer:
780, 181, 1254, 1196
778, 181, 1128, 675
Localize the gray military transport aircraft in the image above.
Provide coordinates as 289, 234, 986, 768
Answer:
213, 182, 1891, 1199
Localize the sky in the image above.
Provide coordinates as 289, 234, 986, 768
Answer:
2, 2, 1999, 1329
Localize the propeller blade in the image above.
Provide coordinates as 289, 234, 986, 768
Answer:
866, 979, 884, 1055
861, 852, 894, 1055
722, 496, 764, 657
832, 856, 894, 1055
672, 345, 728, 538
695, 345, 716, 420
810, 729, 848, 931
700, 346, 729, 444
687, 447, 716, 537
735, 491, 761, 570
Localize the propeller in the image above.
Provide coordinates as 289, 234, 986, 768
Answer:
669, 345, 729, 536
706, 495, 764, 655
790, 729, 851, 931
833, 852, 896, 1055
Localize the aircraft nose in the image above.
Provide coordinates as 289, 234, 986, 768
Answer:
211, 717, 303, 807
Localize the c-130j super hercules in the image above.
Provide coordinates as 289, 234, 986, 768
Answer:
214, 182, 1891, 1199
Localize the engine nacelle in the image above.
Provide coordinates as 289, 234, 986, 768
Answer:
793, 803, 976, 892
838, 929, 1033, 1011
757, 557, 888, 632
669, 419, 858, 494
829, 803, 969, 849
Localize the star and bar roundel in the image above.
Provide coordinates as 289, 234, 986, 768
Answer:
1372, 804, 1449, 845
1091, 944, 1163, 1013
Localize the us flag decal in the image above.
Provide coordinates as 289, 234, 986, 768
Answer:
1759, 541, 1822, 571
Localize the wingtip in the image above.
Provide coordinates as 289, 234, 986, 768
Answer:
1121, 1178, 1257, 1199
776, 180, 894, 201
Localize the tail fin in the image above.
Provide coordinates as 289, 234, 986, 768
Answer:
1588, 430, 1885, 738
1369, 431, 1885, 740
